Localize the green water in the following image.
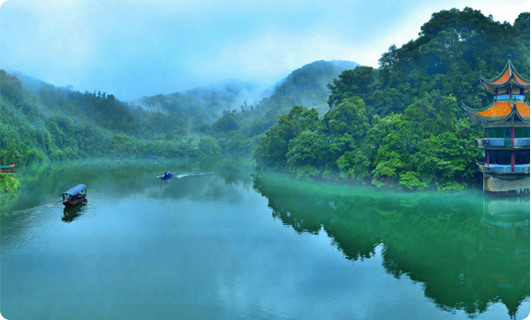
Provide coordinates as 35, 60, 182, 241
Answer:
1, 160, 529, 319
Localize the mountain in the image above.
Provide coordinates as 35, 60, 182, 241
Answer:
0, 59, 358, 164
132, 59, 358, 131
235, 60, 359, 137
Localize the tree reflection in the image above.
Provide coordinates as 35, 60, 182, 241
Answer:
253, 173, 529, 318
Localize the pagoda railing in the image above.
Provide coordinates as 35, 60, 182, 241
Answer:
476, 138, 530, 148
494, 94, 525, 101
477, 163, 530, 174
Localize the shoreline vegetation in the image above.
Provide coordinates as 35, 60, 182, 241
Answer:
0, 8, 529, 194
0, 172, 19, 193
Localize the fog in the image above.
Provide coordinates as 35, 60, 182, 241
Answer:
0, 0, 524, 100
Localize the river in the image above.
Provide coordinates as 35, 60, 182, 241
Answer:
0, 160, 529, 319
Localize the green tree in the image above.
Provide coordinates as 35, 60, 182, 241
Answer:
0, 173, 20, 193
323, 96, 369, 140
199, 137, 222, 158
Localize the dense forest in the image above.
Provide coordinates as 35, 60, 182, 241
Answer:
1, 7, 529, 192
254, 8, 530, 190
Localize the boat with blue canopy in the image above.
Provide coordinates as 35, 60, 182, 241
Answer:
160, 172, 173, 180
62, 184, 87, 206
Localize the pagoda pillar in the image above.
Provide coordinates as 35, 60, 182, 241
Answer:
511, 126, 514, 172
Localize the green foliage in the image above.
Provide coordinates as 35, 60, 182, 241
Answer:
199, 137, 222, 158
399, 171, 428, 191
0, 173, 19, 193
254, 88, 487, 190
327, 66, 378, 110
322, 96, 369, 139
212, 110, 239, 134
254, 106, 319, 170
286, 130, 325, 171
337, 148, 372, 183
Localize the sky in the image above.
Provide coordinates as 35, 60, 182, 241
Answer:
0, 0, 528, 100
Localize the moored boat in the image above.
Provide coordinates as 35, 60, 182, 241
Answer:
62, 184, 87, 206
0, 164, 17, 173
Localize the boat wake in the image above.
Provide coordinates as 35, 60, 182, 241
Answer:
174, 172, 213, 179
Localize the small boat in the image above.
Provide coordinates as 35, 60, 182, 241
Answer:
160, 173, 173, 180
62, 184, 87, 207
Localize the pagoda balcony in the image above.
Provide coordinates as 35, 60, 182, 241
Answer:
477, 163, 530, 175
476, 138, 530, 149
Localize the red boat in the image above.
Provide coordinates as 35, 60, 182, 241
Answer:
62, 184, 87, 206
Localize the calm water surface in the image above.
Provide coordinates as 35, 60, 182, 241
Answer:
1, 160, 529, 319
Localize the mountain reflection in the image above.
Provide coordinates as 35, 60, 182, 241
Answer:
252, 173, 530, 318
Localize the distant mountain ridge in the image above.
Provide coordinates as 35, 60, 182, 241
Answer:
132, 59, 359, 127
270, 60, 359, 110
235, 60, 359, 137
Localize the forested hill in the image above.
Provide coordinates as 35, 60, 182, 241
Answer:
0, 69, 192, 163
237, 60, 359, 135
134, 59, 358, 137
0, 59, 357, 164
254, 8, 530, 190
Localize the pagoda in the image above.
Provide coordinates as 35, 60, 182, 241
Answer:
462, 58, 530, 196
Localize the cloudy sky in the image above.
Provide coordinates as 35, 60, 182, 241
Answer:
0, 0, 528, 100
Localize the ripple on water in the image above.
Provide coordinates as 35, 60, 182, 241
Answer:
1, 204, 68, 254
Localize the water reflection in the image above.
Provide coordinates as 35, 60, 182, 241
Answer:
252, 173, 530, 319
62, 203, 87, 223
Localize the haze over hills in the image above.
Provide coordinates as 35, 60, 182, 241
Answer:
132, 60, 358, 126
0, 59, 359, 164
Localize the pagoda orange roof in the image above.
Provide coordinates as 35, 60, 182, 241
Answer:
477, 101, 512, 118
480, 59, 530, 94
513, 73, 529, 86
491, 68, 510, 85
462, 100, 530, 124
515, 101, 530, 121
